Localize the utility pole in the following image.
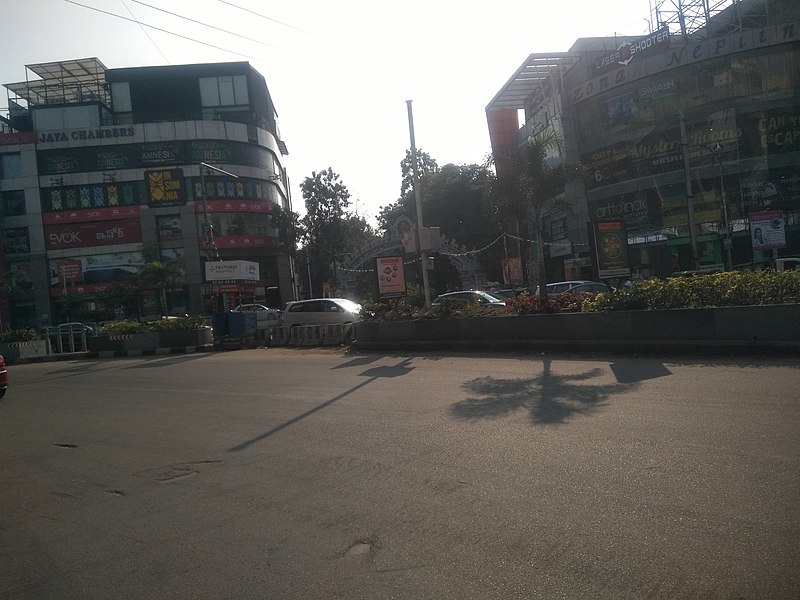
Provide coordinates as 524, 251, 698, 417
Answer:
713, 143, 733, 271
406, 100, 432, 309
679, 110, 699, 270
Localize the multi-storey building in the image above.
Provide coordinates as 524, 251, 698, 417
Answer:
487, 0, 799, 281
0, 58, 295, 329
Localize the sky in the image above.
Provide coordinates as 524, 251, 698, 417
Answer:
1, 0, 656, 224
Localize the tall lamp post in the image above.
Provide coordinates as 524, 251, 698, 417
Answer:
406, 100, 432, 309
711, 143, 733, 271
199, 162, 238, 261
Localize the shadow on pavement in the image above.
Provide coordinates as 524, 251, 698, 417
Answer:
610, 360, 672, 383
450, 357, 639, 425
228, 358, 414, 452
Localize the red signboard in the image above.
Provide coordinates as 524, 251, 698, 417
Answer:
49, 283, 121, 297
55, 260, 83, 283
0, 131, 38, 146
45, 218, 142, 250
194, 200, 275, 214
42, 205, 141, 225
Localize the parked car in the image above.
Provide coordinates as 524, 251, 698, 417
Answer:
546, 280, 610, 296
431, 290, 506, 308
281, 298, 364, 328
230, 303, 283, 325
0, 354, 7, 399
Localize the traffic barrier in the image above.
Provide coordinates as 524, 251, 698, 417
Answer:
280, 323, 352, 347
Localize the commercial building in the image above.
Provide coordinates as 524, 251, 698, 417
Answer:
1, 58, 295, 329
487, 0, 800, 282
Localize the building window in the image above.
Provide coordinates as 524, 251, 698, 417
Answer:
1, 190, 26, 216
3, 227, 30, 254
1, 153, 22, 178
200, 75, 249, 107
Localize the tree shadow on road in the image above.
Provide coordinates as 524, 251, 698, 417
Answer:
450, 357, 637, 425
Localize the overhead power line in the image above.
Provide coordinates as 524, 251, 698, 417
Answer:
121, 0, 171, 64
217, 0, 309, 34
130, 0, 278, 49
63, 0, 261, 60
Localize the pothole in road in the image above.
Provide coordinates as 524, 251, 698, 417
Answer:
343, 538, 378, 558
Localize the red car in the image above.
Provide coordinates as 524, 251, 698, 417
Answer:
0, 355, 7, 398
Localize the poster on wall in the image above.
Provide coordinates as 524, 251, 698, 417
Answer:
749, 210, 786, 250
376, 256, 406, 298
593, 220, 631, 279
146, 168, 185, 207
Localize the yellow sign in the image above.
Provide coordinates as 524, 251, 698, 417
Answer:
146, 169, 185, 207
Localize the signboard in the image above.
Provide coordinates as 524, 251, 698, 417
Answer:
749, 210, 786, 250
593, 220, 631, 279
45, 218, 142, 250
376, 256, 406, 298
146, 168, 186, 207
42, 205, 141, 225
593, 27, 670, 72
205, 260, 260, 282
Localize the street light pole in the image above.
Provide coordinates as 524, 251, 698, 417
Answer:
199, 161, 238, 261
713, 144, 733, 271
406, 100, 432, 310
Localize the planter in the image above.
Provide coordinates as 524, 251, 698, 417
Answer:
353, 304, 800, 354
88, 327, 213, 354
0, 339, 50, 361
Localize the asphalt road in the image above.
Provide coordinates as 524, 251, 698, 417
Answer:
1, 348, 798, 599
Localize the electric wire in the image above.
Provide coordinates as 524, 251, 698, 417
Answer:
121, 0, 171, 64
217, 0, 309, 34
129, 0, 279, 49
63, 0, 261, 60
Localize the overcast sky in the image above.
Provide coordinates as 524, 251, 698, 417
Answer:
1, 0, 655, 223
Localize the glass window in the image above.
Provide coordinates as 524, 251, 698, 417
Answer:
111, 81, 131, 112
1, 153, 22, 179
219, 76, 235, 106
3, 227, 29, 254
1, 190, 26, 216
199, 77, 221, 107
233, 75, 248, 104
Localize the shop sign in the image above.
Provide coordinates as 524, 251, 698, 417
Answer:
146, 168, 186, 207
38, 127, 135, 144
205, 260, 260, 282
45, 218, 142, 250
42, 205, 141, 225
594, 27, 670, 72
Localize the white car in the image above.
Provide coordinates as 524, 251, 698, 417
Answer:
230, 304, 283, 326
281, 298, 363, 328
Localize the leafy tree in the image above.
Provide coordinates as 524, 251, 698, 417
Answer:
300, 168, 376, 296
378, 149, 439, 232
271, 206, 303, 256
137, 259, 185, 317
484, 130, 584, 305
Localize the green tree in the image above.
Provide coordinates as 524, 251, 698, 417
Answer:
378, 149, 439, 232
137, 259, 186, 317
300, 168, 376, 296
271, 206, 303, 256
485, 130, 584, 304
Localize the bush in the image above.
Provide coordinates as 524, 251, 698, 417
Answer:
581, 270, 800, 312
0, 328, 39, 343
99, 316, 208, 335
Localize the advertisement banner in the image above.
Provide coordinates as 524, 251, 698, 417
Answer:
749, 210, 786, 250
376, 256, 406, 298
205, 260, 260, 282
42, 205, 141, 225
500, 257, 524, 284
45, 219, 142, 250
593, 220, 631, 279
146, 168, 186, 207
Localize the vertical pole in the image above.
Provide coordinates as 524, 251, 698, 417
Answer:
406, 100, 432, 309
679, 110, 699, 269
719, 158, 733, 271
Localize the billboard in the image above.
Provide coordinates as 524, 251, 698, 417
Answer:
376, 256, 406, 298
205, 260, 260, 282
146, 168, 186, 207
45, 219, 142, 250
593, 220, 631, 279
749, 210, 786, 250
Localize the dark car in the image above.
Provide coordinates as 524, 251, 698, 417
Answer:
431, 290, 506, 308
546, 280, 610, 296
0, 354, 8, 398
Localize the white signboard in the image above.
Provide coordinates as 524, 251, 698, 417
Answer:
205, 260, 260, 281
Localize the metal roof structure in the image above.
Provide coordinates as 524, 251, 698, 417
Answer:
485, 53, 579, 112
3, 57, 109, 107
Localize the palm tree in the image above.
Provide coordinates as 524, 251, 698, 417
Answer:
485, 130, 584, 306
137, 259, 185, 317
